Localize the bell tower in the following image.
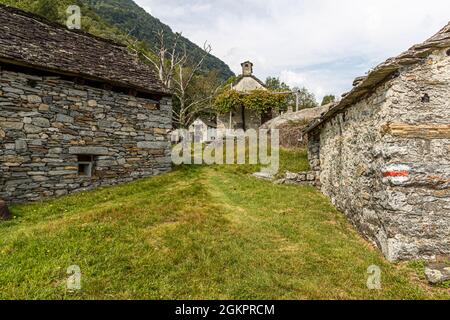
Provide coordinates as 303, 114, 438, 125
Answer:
241, 61, 253, 76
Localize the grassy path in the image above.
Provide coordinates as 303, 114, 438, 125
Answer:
0, 165, 448, 299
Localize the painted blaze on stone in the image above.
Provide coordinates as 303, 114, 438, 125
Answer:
307, 48, 450, 262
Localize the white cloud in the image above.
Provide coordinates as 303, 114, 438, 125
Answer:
135, 0, 450, 101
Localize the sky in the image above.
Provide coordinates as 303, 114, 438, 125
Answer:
134, 0, 450, 101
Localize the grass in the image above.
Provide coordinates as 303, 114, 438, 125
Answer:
0, 152, 448, 299
278, 148, 310, 175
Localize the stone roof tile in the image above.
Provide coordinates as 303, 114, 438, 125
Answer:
0, 4, 170, 96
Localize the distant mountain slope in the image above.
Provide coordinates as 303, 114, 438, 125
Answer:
86, 0, 235, 81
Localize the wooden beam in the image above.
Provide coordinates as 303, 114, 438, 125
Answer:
382, 123, 450, 139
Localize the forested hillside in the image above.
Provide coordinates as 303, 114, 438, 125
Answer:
86, 0, 234, 81
0, 0, 234, 81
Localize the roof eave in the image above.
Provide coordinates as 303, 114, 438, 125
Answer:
0, 57, 171, 98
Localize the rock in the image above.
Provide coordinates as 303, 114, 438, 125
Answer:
0, 129, 5, 138
69, 146, 109, 155
67, 89, 87, 97
27, 95, 42, 103
154, 128, 167, 135
32, 117, 50, 127
3, 86, 24, 94
87, 100, 97, 107
15, 139, 27, 151
0, 200, 11, 220
42, 96, 53, 104
56, 114, 74, 123
425, 263, 450, 284
24, 124, 42, 134
48, 147, 63, 154
252, 171, 274, 180
97, 160, 118, 167
137, 141, 167, 149
281, 171, 317, 186
38, 104, 49, 111
0, 121, 23, 130
286, 171, 299, 180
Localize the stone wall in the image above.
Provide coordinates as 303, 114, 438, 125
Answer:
310, 48, 450, 262
307, 132, 321, 181
276, 171, 319, 187
0, 68, 172, 204
217, 107, 262, 133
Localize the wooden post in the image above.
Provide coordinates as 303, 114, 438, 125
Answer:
0, 200, 11, 220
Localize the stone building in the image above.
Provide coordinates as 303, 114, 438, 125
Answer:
305, 23, 450, 262
189, 118, 217, 143
0, 5, 172, 204
217, 61, 269, 133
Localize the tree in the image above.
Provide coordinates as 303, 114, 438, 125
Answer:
321, 94, 336, 106
127, 30, 220, 128
292, 87, 318, 109
34, 0, 60, 22
265, 77, 292, 112
265, 77, 290, 92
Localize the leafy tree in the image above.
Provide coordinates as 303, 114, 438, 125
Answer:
321, 94, 336, 106
265, 77, 290, 92
292, 87, 318, 109
37, 0, 59, 22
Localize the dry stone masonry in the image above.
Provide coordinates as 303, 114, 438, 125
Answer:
305, 24, 450, 262
0, 69, 172, 204
0, 5, 172, 205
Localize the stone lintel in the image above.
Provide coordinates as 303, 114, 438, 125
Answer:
68, 146, 109, 155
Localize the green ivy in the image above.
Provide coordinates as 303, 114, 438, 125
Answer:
214, 89, 288, 114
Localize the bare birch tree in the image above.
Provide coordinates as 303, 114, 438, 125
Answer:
127, 30, 220, 127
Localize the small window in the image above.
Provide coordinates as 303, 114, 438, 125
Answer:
27, 79, 37, 88
77, 155, 94, 177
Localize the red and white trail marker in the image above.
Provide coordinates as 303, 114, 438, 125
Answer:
383, 165, 411, 184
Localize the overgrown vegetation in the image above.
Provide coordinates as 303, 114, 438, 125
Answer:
214, 89, 288, 115
0, 157, 448, 299
213, 75, 321, 117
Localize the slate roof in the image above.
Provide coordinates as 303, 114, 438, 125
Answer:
305, 21, 450, 134
232, 74, 267, 89
0, 4, 170, 96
